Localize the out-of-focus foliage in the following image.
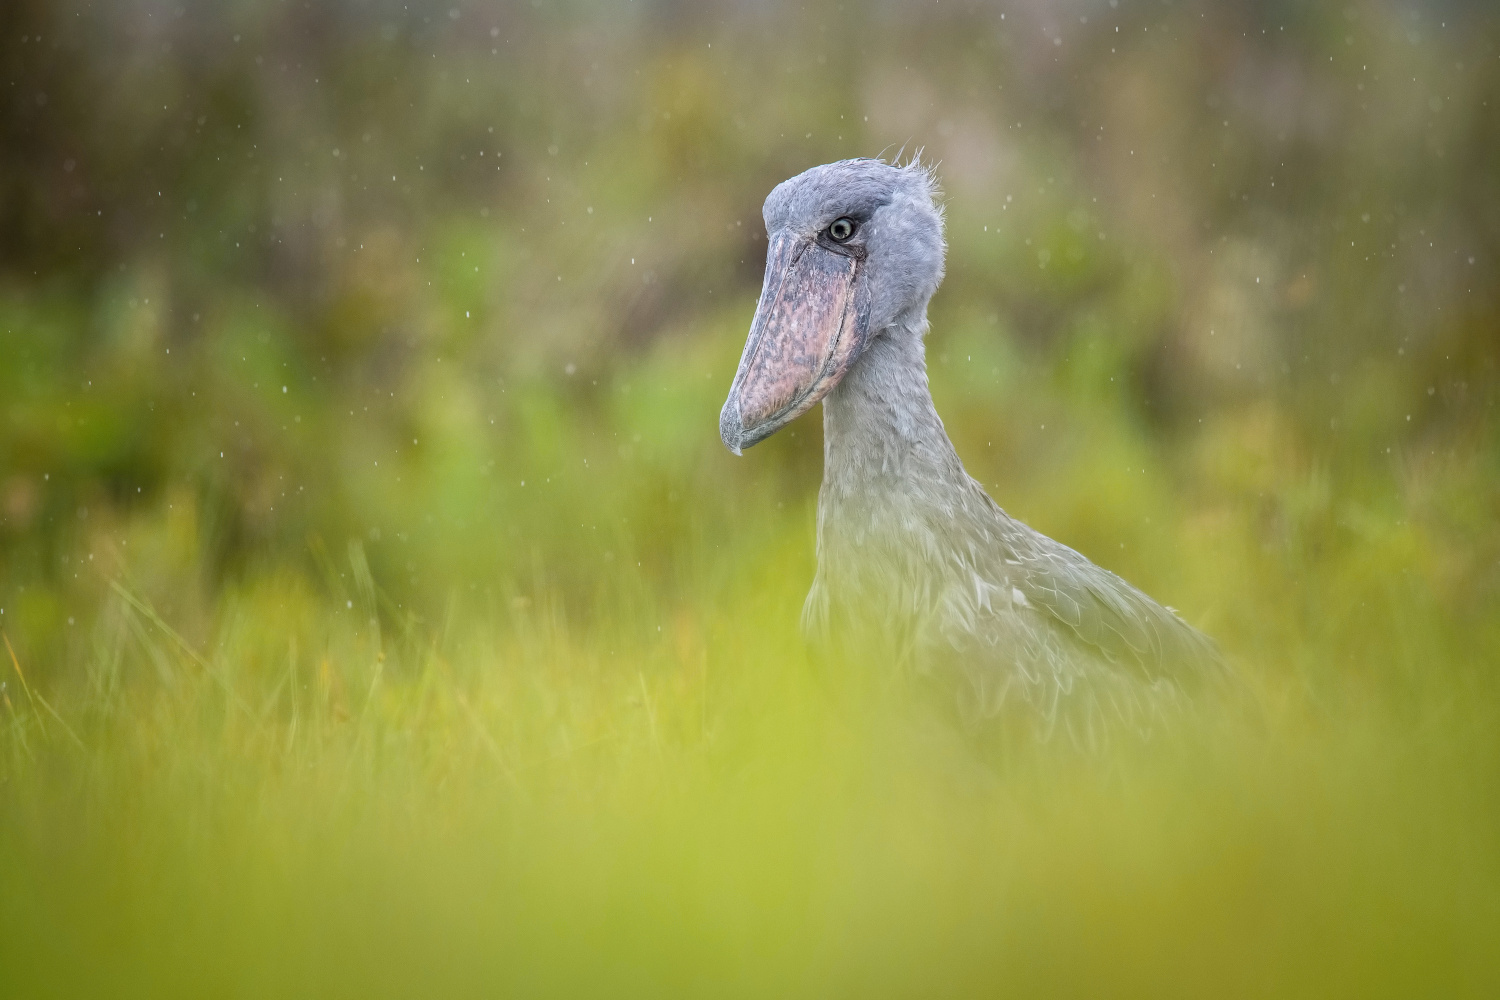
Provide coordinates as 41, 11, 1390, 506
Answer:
2, 1, 1498, 996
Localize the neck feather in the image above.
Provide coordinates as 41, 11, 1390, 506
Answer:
807, 314, 977, 635
819, 317, 968, 509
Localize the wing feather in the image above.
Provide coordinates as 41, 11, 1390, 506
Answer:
963, 484, 1219, 682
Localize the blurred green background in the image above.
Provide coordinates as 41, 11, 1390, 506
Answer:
2, 1, 1498, 997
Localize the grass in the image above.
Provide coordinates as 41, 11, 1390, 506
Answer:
3, 316, 1498, 998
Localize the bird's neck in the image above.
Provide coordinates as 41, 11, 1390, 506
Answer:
820, 318, 968, 511
807, 315, 980, 637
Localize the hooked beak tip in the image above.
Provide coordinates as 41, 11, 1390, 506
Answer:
719, 396, 745, 456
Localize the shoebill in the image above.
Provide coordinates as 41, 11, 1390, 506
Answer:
719, 158, 1220, 742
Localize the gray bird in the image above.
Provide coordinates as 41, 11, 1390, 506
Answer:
720, 158, 1220, 744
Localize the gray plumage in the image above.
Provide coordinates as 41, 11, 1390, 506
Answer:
723, 159, 1220, 743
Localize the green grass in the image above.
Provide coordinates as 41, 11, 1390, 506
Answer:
3, 323, 1498, 998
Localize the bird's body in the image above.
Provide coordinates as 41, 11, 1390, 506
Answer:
720, 159, 1218, 739
810, 326, 1215, 741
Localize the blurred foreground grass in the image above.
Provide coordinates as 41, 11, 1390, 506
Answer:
3, 576, 1497, 999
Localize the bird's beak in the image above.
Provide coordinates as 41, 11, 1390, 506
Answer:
720, 231, 871, 454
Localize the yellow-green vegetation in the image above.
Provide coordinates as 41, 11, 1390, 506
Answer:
2, 2, 1498, 997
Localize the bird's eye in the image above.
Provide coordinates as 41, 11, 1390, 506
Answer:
827, 217, 856, 243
